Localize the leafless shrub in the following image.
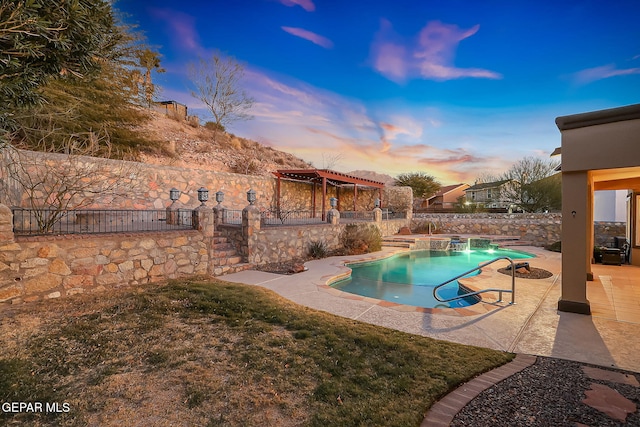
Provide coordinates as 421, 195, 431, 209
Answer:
2, 131, 141, 232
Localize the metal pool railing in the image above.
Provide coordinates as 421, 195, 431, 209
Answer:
12, 208, 196, 236
433, 256, 517, 305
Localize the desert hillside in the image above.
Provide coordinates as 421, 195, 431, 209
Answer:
137, 112, 398, 186
137, 112, 312, 176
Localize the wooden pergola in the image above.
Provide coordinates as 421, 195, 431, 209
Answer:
273, 169, 386, 220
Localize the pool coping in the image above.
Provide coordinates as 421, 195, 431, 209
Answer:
317, 246, 541, 317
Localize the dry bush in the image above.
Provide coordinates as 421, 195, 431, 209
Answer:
340, 224, 382, 255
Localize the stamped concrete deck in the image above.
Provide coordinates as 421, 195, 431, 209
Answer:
223, 245, 640, 373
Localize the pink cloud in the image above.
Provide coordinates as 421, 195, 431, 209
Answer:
370, 19, 502, 83
278, 0, 315, 12
150, 9, 201, 53
281, 27, 333, 48
573, 64, 640, 85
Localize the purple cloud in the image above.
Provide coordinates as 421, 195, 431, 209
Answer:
282, 26, 334, 49
278, 0, 315, 12
150, 9, 201, 53
370, 19, 502, 83
573, 64, 640, 85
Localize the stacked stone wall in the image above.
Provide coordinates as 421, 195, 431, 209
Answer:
3, 149, 395, 213
0, 230, 209, 304
251, 224, 344, 265
377, 218, 410, 236
413, 213, 626, 247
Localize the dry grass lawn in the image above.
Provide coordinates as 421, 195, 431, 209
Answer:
0, 279, 513, 426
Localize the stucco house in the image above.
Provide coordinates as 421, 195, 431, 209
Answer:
555, 103, 640, 315
421, 183, 469, 211
464, 180, 515, 210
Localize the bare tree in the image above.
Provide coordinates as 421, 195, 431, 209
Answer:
2, 131, 140, 232
320, 152, 343, 170
188, 52, 254, 141
474, 172, 499, 185
500, 156, 561, 212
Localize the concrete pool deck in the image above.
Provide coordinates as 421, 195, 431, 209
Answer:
222, 245, 640, 373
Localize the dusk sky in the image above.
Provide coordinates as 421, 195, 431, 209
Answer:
117, 0, 640, 185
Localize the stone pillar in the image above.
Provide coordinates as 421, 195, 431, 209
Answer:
212, 205, 225, 229
166, 203, 179, 225
242, 204, 261, 263
0, 204, 15, 245
194, 205, 214, 238
326, 208, 340, 225
373, 207, 382, 224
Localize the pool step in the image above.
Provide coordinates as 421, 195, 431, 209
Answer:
381, 238, 413, 248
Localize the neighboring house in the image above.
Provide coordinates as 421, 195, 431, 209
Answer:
464, 180, 514, 210
421, 183, 469, 211
154, 100, 188, 120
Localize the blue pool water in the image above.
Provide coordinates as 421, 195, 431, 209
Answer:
332, 249, 533, 309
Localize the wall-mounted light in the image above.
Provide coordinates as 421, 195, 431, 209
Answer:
572, 210, 577, 218
197, 187, 209, 206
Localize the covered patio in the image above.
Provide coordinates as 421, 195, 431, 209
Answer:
555, 103, 640, 315
273, 169, 386, 221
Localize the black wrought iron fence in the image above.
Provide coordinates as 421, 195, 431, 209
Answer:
260, 209, 324, 226
341, 210, 375, 222
382, 210, 407, 220
12, 208, 196, 236
221, 209, 243, 225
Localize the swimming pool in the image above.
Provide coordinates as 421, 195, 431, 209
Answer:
332, 248, 533, 309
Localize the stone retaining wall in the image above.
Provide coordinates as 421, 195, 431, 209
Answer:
0, 230, 210, 304
252, 224, 344, 264
0, 149, 407, 213
412, 213, 626, 247
0, 205, 216, 304
1, 201, 412, 303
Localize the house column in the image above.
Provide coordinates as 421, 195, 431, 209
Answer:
559, 170, 591, 314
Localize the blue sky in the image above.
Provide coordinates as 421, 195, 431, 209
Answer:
117, 0, 640, 184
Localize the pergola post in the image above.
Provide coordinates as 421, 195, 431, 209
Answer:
276, 174, 281, 213
353, 184, 358, 211
321, 177, 327, 221
312, 182, 317, 218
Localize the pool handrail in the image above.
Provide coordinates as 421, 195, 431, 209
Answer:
432, 256, 516, 305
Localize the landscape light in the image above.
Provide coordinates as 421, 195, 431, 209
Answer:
247, 189, 256, 205
197, 187, 209, 206
215, 190, 224, 204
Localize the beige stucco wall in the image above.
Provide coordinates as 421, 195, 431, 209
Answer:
557, 105, 640, 314
561, 119, 640, 172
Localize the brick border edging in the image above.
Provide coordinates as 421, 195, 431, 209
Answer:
421, 353, 537, 426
